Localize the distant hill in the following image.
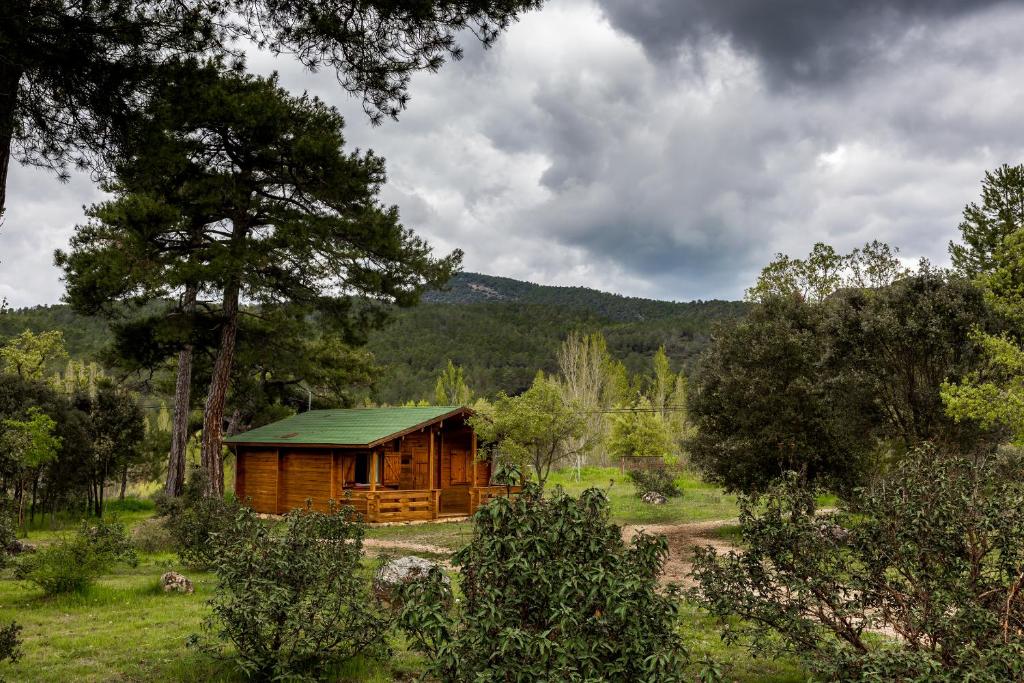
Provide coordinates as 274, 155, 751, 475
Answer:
423, 272, 713, 322
0, 272, 749, 402
373, 273, 748, 402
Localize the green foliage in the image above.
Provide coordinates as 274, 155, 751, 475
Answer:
0, 330, 67, 380
692, 265, 999, 494
0, 279, 750, 407
626, 467, 682, 499
691, 446, 1024, 681
0, 501, 14, 568
433, 359, 472, 405
155, 471, 239, 568
950, 163, 1024, 278
15, 518, 137, 595
1, 407, 61, 471
0, 621, 20, 677
398, 484, 690, 681
129, 516, 176, 554
689, 294, 872, 494
608, 396, 676, 461
746, 241, 909, 303
471, 372, 586, 488
1, 407, 62, 526
943, 166, 1024, 445
375, 274, 749, 402
191, 503, 390, 681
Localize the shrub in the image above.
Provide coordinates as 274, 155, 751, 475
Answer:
130, 517, 176, 554
157, 471, 239, 568
691, 446, 1024, 681
16, 518, 137, 594
0, 500, 15, 562
627, 465, 682, 498
0, 504, 19, 677
106, 497, 156, 514
398, 484, 690, 681
190, 503, 390, 680
0, 621, 20, 672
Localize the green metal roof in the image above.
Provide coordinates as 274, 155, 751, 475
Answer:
225, 406, 468, 447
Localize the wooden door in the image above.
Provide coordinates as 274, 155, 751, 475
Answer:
413, 447, 429, 489
450, 448, 468, 485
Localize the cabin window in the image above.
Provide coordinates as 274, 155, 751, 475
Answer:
354, 453, 369, 485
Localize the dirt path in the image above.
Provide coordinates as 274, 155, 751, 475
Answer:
361, 518, 743, 585
362, 538, 455, 568
621, 518, 741, 587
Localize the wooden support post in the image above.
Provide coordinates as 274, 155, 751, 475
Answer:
428, 427, 435, 490
369, 450, 378, 492
233, 446, 242, 500
432, 489, 440, 520
471, 432, 478, 487
275, 448, 283, 514
329, 450, 337, 503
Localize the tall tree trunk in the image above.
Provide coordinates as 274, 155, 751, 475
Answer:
165, 285, 198, 497
29, 472, 39, 523
0, 65, 21, 221
119, 464, 128, 501
200, 280, 240, 498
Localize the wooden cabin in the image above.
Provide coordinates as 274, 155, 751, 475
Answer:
225, 406, 515, 522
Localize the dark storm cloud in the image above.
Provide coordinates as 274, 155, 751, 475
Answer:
4, 1, 1024, 306
596, 0, 1011, 87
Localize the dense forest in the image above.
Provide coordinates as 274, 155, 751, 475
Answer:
0, 272, 748, 403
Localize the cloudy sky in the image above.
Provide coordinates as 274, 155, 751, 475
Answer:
3, 0, 1024, 307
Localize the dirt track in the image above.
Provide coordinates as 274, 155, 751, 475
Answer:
621, 519, 740, 587
362, 519, 742, 586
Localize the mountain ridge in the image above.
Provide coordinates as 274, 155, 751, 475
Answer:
0, 272, 749, 402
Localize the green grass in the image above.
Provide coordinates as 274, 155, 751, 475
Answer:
547, 466, 740, 525
364, 519, 475, 552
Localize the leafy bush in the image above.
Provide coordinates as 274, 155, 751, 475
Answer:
190, 503, 390, 681
627, 465, 682, 498
106, 497, 156, 513
0, 504, 19, 677
691, 446, 1024, 682
156, 470, 239, 568
0, 621, 20, 673
398, 484, 691, 681
16, 518, 137, 594
0, 500, 15, 561
130, 517, 176, 554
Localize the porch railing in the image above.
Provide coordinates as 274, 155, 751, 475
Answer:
342, 485, 520, 523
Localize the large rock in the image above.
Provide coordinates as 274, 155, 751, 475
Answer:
641, 491, 668, 505
160, 571, 194, 594
374, 556, 449, 603
5, 539, 36, 555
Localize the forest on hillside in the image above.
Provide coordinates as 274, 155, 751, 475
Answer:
0, 274, 748, 403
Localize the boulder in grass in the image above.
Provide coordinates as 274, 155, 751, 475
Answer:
641, 491, 668, 505
161, 571, 194, 594
374, 556, 449, 604
6, 539, 36, 555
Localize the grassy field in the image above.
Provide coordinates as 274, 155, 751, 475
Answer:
0, 468, 809, 682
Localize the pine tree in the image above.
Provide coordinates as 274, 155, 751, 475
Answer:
59, 68, 459, 496
434, 360, 472, 405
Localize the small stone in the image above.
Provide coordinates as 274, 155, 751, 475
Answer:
374, 556, 449, 603
641, 491, 668, 505
160, 571, 194, 594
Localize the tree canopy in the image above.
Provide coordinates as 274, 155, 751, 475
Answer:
58, 67, 459, 495
691, 252, 999, 494
0, 0, 543, 217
